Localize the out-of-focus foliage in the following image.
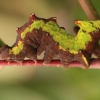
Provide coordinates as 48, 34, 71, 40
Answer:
0, 38, 5, 47
0, 0, 100, 100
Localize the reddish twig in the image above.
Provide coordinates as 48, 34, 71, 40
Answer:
0, 58, 100, 69
78, 0, 100, 20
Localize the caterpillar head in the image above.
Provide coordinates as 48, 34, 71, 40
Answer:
74, 20, 97, 33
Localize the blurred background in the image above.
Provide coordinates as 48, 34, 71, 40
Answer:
0, 0, 100, 100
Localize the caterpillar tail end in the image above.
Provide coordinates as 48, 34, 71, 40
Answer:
79, 52, 91, 69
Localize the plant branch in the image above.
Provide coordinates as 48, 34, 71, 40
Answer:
0, 59, 100, 69
78, 0, 100, 20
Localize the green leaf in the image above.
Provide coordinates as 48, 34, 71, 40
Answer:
0, 38, 5, 47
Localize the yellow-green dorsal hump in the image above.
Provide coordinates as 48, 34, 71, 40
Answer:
20, 19, 100, 54
42, 21, 75, 52
21, 19, 75, 52
42, 20, 95, 54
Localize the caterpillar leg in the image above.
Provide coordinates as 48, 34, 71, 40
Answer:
37, 32, 53, 55
9, 52, 26, 62
22, 43, 37, 61
43, 43, 59, 64
37, 43, 46, 55
37, 33, 48, 55
59, 50, 74, 68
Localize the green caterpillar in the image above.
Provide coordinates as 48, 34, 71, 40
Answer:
0, 13, 100, 68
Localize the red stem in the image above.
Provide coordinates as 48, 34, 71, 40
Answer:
0, 59, 100, 69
